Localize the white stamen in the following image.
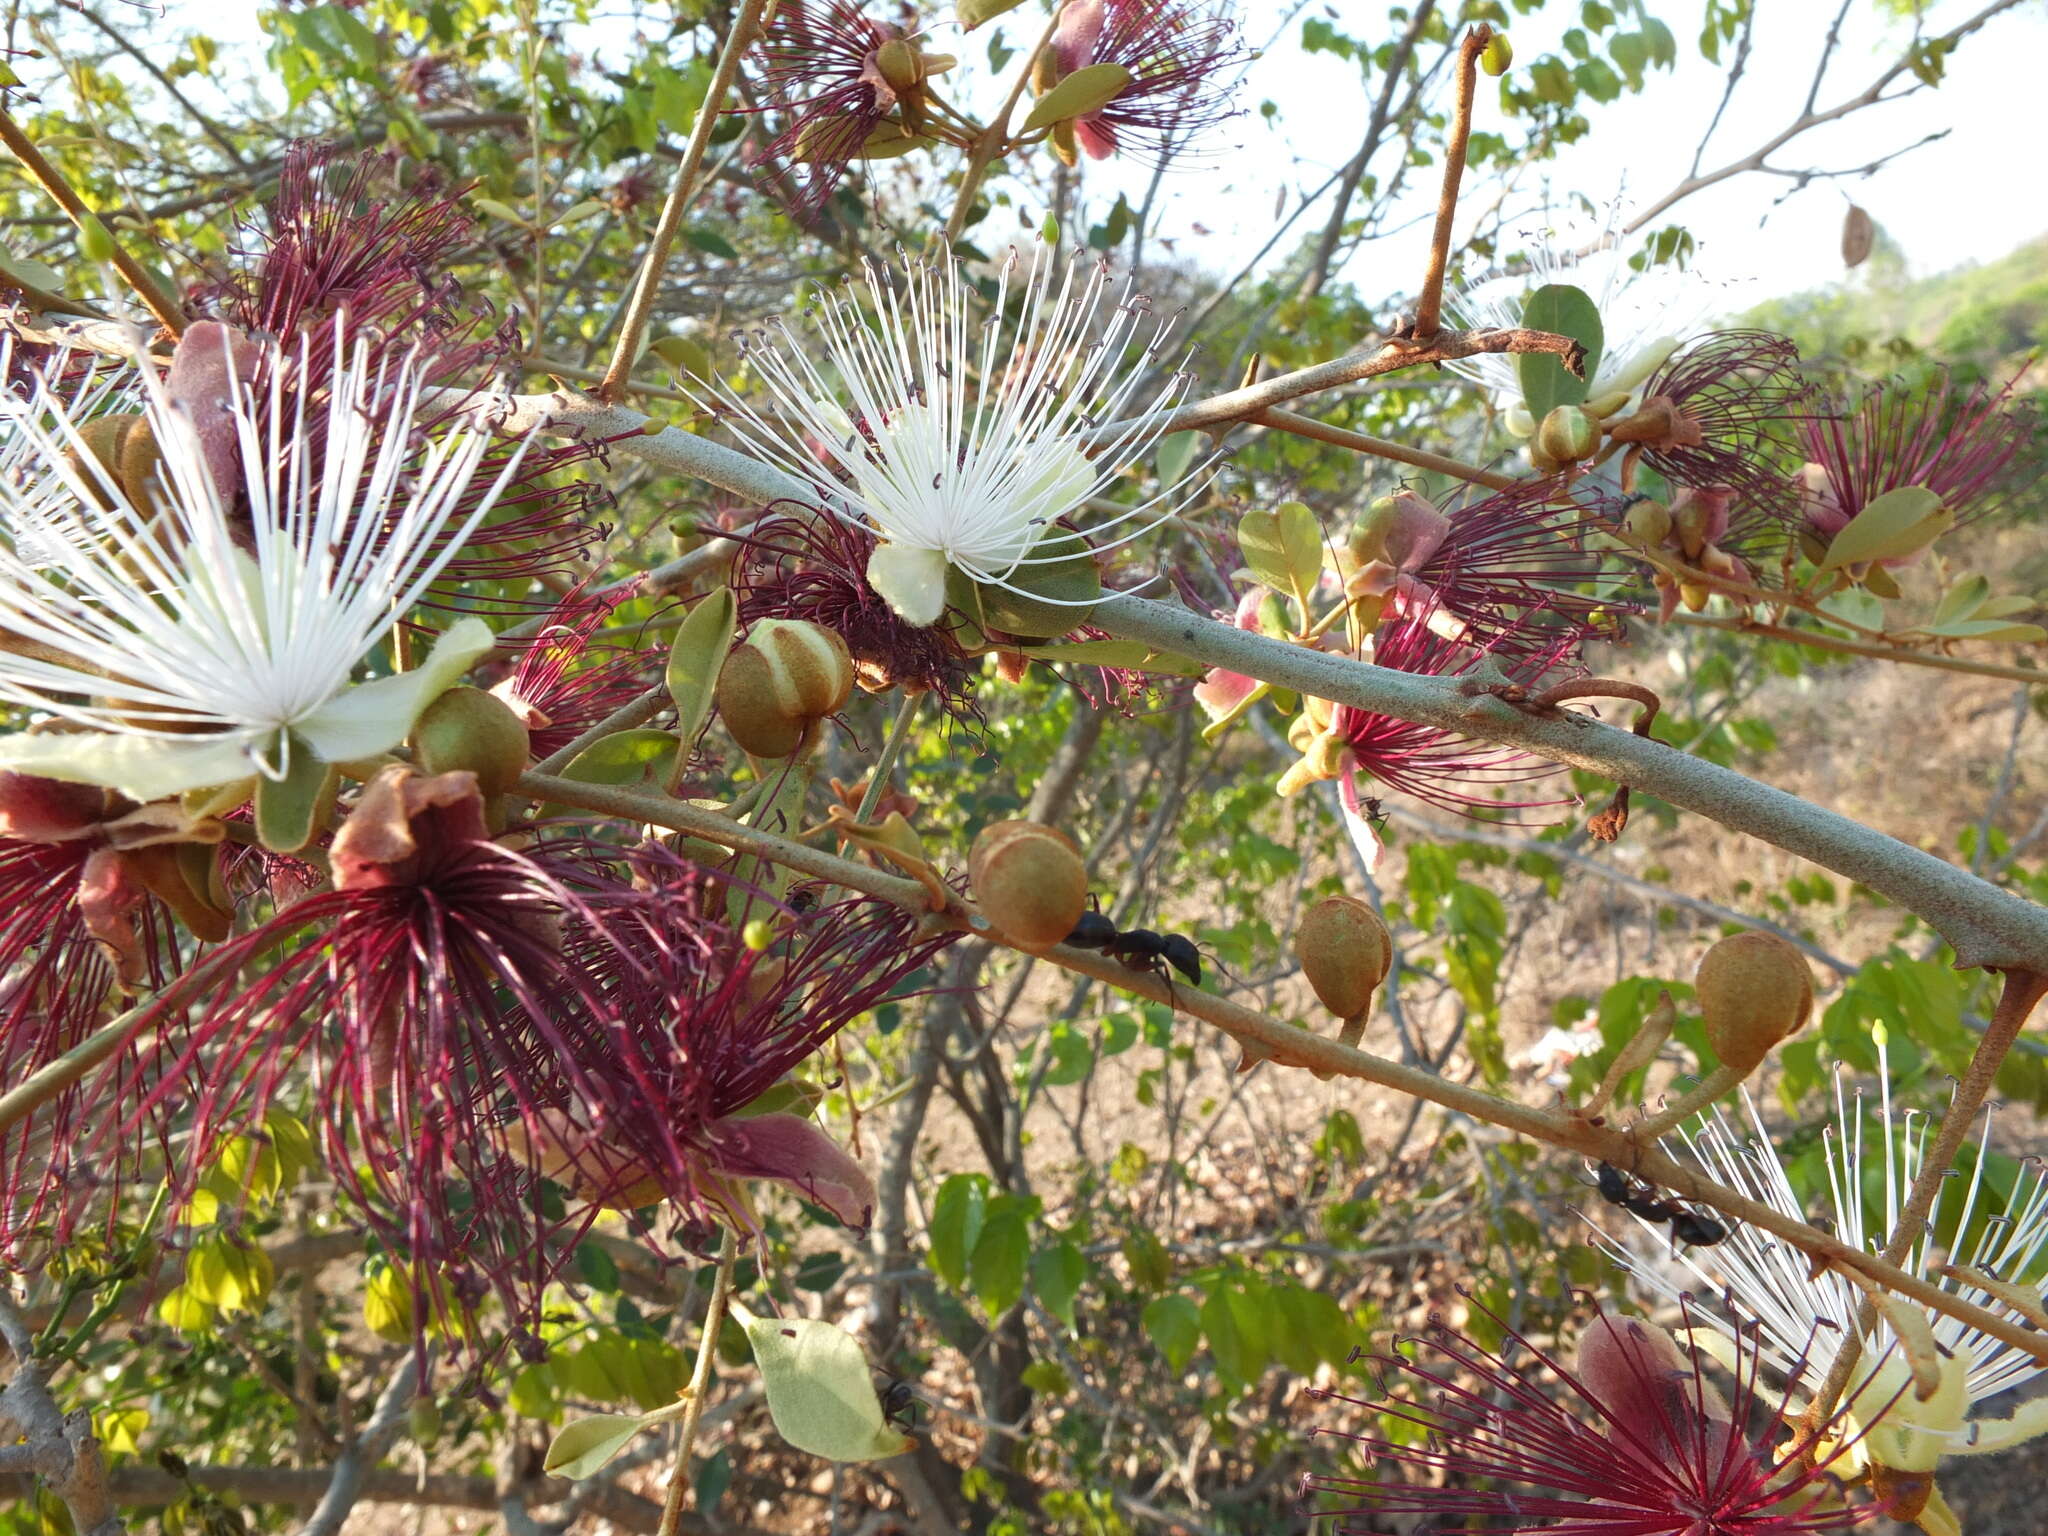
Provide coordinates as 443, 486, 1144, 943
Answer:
689, 243, 1209, 626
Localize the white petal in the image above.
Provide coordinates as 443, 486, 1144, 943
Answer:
0, 729, 266, 802
293, 617, 496, 765
865, 542, 949, 627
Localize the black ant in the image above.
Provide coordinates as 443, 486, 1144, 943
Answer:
1063, 899, 1202, 990
1359, 795, 1389, 832
878, 1376, 919, 1434
1593, 1162, 1729, 1248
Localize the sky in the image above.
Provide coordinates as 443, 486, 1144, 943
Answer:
116, 0, 2046, 316
1072, 0, 2048, 312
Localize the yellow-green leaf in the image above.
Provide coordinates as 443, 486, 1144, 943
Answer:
732, 1304, 915, 1463
1022, 64, 1134, 131
544, 1400, 689, 1481
1818, 486, 1951, 571
958, 0, 1026, 26
666, 589, 736, 754
1238, 502, 1325, 611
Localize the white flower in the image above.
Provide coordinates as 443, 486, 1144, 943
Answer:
1601, 1035, 2048, 1494
1446, 203, 1714, 428
693, 244, 1204, 627
0, 325, 529, 802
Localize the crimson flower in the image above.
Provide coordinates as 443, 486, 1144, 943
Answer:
121, 768, 669, 1345
1794, 369, 2033, 546
519, 847, 959, 1241
1047, 0, 1245, 164
207, 144, 610, 598
486, 586, 661, 760
1305, 1302, 1882, 1535
0, 774, 189, 1262
1609, 330, 1808, 519
1346, 480, 1630, 660
750, 1, 954, 220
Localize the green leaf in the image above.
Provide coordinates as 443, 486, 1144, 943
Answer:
577, 1242, 622, 1294
1040, 1022, 1095, 1086
1122, 1229, 1171, 1291
253, 741, 334, 853
948, 531, 1101, 639
509, 1365, 559, 1421
555, 729, 683, 797
958, 0, 1026, 25
544, 1401, 686, 1480
1142, 1294, 1200, 1373
666, 589, 736, 751
1929, 573, 1992, 628
1155, 430, 1202, 486
1032, 1242, 1088, 1332
1021, 63, 1134, 131
1015, 638, 1206, 678
928, 1174, 987, 1291
1516, 284, 1602, 418
1238, 501, 1325, 611
685, 226, 738, 260
1818, 486, 1951, 571
732, 1305, 914, 1462
472, 197, 527, 227
1201, 1285, 1258, 1383
969, 1210, 1029, 1319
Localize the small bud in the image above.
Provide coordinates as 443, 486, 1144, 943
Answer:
871, 38, 926, 94
1696, 932, 1814, 1075
1624, 498, 1673, 548
716, 619, 855, 759
411, 686, 531, 795
1480, 32, 1513, 75
1504, 405, 1536, 439
742, 917, 776, 952
1582, 388, 1636, 421
1535, 404, 1598, 465
1295, 895, 1392, 1022
408, 1395, 443, 1447
968, 820, 1087, 950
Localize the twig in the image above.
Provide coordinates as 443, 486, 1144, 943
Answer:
1668, 612, 2047, 688
0, 1294, 122, 1536
0, 105, 184, 334
1251, 406, 1516, 489
299, 1355, 420, 1536
653, 1229, 739, 1536
598, 0, 770, 402
529, 687, 669, 775
1410, 25, 1489, 341
943, 8, 1063, 245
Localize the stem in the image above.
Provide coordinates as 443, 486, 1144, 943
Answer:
853, 692, 923, 822
504, 770, 2048, 1367
943, 8, 1065, 245
0, 942, 259, 1136
653, 1227, 738, 1536
1411, 25, 1489, 340
528, 687, 668, 775
1801, 966, 2048, 1428
1670, 612, 2048, 687
1632, 1062, 1745, 1139
0, 106, 184, 334
1253, 406, 1517, 490
598, 0, 769, 402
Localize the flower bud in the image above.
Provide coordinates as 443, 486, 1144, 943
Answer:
1696, 931, 1814, 1075
1535, 404, 1598, 465
969, 820, 1087, 950
1295, 895, 1392, 1023
411, 685, 531, 795
1582, 388, 1636, 422
716, 619, 855, 759
871, 38, 926, 94
1480, 32, 1513, 75
1624, 498, 1673, 548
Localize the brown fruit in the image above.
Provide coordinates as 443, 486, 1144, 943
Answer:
1296, 895, 1392, 1021
1695, 931, 1814, 1074
969, 820, 1087, 950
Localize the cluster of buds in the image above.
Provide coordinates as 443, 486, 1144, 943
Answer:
1618, 485, 1754, 619
715, 618, 856, 759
